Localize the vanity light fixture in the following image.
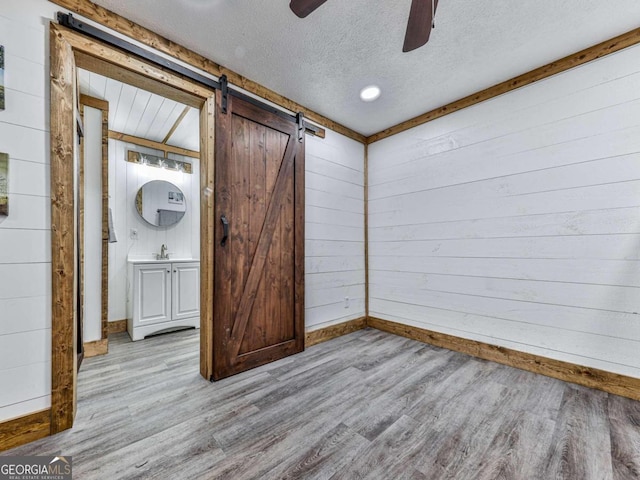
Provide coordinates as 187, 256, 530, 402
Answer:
127, 151, 193, 174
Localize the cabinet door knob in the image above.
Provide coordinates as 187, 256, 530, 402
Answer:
167, 270, 170, 273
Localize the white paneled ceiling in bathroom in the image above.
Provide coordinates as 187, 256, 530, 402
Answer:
78, 69, 200, 153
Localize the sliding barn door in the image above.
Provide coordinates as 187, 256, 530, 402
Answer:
212, 91, 305, 380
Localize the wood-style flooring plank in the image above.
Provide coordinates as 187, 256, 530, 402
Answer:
275, 422, 369, 480
3, 328, 638, 480
609, 395, 640, 480
473, 412, 557, 480
544, 386, 614, 480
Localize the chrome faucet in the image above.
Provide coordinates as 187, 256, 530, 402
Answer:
157, 244, 169, 260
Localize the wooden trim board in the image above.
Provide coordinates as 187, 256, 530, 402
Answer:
367, 317, 640, 401
367, 26, 640, 143
75, 50, 204, 109
99, 103, 109, 341
78, 95, 86, 363
79, 93, 108, 111
109, 130, 200, 159
49, 0, 365, 144
0, 410, 52, 452
199, 95, 215, 380
83, 338, 108, 357
308, 124, 326, 139
305, 317, 367, 348
50, 24, 78, 435
108, 319, 127, 334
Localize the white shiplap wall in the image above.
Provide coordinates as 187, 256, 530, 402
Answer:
108, 140, 200, 323
368, 43, 640, 379
305, 131, 366, 331
0, 0, 58, 422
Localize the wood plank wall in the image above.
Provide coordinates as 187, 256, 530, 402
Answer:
0, 2, 59, 423
107, 139, 200, 324
305, 132, 366, 331
367, 43, 640, 379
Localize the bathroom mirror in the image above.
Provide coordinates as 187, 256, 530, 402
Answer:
135, 180, 186, 227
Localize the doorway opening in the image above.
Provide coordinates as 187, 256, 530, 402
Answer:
77, 68, 202, 356
50, 22, 216, 433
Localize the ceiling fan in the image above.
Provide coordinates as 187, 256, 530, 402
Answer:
289, 0, 439, 52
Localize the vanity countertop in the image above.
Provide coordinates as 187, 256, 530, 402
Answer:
127, 257, 199, 264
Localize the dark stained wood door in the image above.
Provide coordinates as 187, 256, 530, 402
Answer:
212, 91, 305, 380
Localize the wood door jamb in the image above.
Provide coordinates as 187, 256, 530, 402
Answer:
49, 22, 216, 437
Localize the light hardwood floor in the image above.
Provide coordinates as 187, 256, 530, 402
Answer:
4, 328, 640, 479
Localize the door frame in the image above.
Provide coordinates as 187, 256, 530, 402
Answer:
49, 22, 216, 433
78, 94, 109, 357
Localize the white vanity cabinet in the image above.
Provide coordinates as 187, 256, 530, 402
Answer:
172, 262, 201, 321
127, 260, 200, 341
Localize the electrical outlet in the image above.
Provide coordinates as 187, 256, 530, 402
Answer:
130, 228, 138, 240
344, 296, 350, 309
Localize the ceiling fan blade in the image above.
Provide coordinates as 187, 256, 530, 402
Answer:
290, 0, 329, 18
403, 0, 439, 52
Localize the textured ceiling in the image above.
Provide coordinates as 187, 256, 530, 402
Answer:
90, 0, 640, 136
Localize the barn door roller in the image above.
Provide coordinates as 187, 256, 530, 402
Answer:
220, 75, 228, 114
297, 112, 305, 142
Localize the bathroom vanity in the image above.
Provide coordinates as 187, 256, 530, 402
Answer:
127, 259, 200, 341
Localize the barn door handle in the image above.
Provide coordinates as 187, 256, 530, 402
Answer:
220, 215, 229, 246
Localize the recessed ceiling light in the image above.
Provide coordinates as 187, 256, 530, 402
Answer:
360, 85, 381, 102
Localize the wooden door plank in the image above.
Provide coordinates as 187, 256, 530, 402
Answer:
293, 128, 306, 350
267, 130, 286, 345
280, 132, 295, 343
213, 89, 233, 377
239, 121, 268, 354
229, 136, 296, 357
229, 114, 251, 349
240, 126, 294, 353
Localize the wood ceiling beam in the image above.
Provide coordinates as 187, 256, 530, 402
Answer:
367, 26, 640, 144
49, 0, 366, 144
108, 130, 200, 158
162, 106, 191, 144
